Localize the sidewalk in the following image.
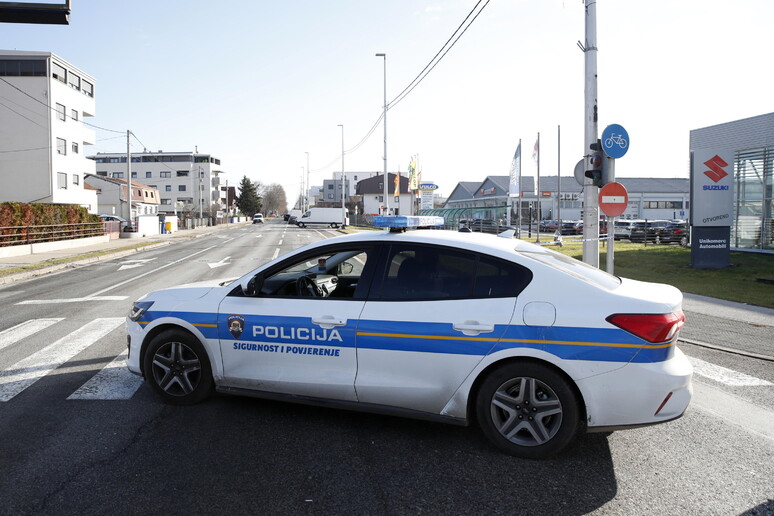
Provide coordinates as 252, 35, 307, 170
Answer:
1, 225, 771, 360
0, 222, 248, 285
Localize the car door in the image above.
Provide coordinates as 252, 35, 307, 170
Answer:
355, 242, 532, 414
217, 244, 376, 402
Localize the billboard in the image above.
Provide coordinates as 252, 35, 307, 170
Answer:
691, 148, 734, 227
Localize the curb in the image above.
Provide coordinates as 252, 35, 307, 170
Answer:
679, 338, 774, 362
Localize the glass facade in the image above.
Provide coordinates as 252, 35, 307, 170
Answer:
734, 147, 773, 250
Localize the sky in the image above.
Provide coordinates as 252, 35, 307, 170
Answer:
2, 0, 772, 205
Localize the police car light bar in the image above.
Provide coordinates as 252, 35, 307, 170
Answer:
374, 215, 445, 230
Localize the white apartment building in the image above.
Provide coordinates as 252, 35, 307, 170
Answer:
88, 151, 226, 216
0, 50, 98, 212
83, 173, 160, 218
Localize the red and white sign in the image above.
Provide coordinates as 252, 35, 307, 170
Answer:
598, 182, 629, 217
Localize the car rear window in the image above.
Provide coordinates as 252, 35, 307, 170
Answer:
517, 246, 621, 290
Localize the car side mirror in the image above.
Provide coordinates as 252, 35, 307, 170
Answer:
241, 275, 263, 297
340, 262, 354, 275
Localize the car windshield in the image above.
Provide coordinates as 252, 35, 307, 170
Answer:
517, 245, 621, 290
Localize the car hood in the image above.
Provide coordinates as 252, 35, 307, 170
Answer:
146, 278, 233, 301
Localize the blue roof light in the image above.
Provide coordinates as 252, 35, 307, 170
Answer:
374, 215, 445, 229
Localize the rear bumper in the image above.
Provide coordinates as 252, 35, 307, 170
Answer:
578, 347, 693, 429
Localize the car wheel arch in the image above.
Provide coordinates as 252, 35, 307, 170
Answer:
465, 356, 587, 427
139, 323, 214, 379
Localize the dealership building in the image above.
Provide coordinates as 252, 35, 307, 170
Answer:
690, 112, 773, 253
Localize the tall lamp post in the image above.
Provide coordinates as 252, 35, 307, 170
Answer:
305, 151, 310, 212
375, 53, 388, 215
337, 124, 346, 224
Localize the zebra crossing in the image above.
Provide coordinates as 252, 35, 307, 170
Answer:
0, 317, 772, 402
0, 317, 142, 402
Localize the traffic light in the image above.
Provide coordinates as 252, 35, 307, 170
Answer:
585, 140, 611, 187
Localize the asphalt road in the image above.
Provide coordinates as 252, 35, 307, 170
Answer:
1, 221, 772, 515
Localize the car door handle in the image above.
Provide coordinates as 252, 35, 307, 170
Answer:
453, 321, 494, 336
312, 316, 346, 329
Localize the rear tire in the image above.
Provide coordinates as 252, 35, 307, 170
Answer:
143, 330, 213, 405
476, 362, 580, 459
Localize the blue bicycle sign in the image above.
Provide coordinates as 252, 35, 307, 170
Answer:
601, 124, 629, 159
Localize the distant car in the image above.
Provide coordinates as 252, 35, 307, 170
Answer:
126, 217, 691, 459
656, 223, 689, 246
560, 221, 580, 235
614, 220, 640, 241
252, 213, 264, 224
99, 214, 129, 230
539, 220, 558, 232
460, 219, 516, 234
631, 220, 670, 243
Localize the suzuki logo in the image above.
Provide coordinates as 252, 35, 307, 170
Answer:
703, 155, 729, 183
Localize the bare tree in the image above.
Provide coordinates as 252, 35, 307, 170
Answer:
261, 183, 288, 216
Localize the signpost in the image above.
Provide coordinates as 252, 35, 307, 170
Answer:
598, 180, 629, 276
601, 124, 629, 159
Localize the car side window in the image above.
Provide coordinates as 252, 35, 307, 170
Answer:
235, 247, 373, 300
372, 244, 531, 301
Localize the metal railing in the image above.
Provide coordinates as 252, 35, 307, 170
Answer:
0, 222, 105, 247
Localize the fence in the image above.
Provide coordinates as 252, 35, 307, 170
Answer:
0, 222, 105, 247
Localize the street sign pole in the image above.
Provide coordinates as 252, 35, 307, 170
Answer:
599, 178, 629, 276
606, 160, 615, 274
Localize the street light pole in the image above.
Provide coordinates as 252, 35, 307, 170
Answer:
337, 124, 345, 224
375, 53, 388, 215
305, 151, 310, 212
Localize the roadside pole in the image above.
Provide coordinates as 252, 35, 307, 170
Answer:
582, 0, 600, 266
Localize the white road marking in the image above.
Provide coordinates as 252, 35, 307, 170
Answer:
692, 380, 774, 442
0, 318, 124, 402
272, 248, 280, 260
16, 296, 128, 305
0, 318, 64, 352
67, 350, 143, 400
687, 356, 773, 387
118, 258, 157, 271
208, 256, 231, 269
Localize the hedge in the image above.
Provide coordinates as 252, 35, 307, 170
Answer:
0, 202, 102, 246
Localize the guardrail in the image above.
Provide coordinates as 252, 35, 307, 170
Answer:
0, 222, 105, 247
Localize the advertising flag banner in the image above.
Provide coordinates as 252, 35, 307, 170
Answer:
394, 172, 400, 198
508, 143, 521, 197
532, 137, 539, 162
408, 156, 419, 191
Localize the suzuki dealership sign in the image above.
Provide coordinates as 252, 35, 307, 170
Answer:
691, 148, 734, 268
691, 149, 734, 227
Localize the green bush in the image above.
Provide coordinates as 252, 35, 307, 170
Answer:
0, 202, 101, 245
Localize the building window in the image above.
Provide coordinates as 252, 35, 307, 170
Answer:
68, 72, 80, 91
56, 103, 66, 121
160, 171, 171, 178
112, 172, 124, 178
72, 142, 79, 154
179, 185, 186, 192
56, 138, 66, 155
327, 193, 333, 199
82, 80, 93, 97
96, 171, 107, 176
131, 172, 137, 178
57, 172, 67, 189
52, 62, 66, 83
72, 174, 79, 185
71, 109, 78, 121
177, 170, 189, 177
328, 184, 333, 190
0, 59, 46, 77
165, 185, 171, 191
161, 199, 172, 205
145, 171, 152, 178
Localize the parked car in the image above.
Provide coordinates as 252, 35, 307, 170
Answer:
630, 220, 670, 243
656, 222, 689, 246
460, 219, 516, 234
560, 221, 581, 235
614, 220, 640, 241
539, 220, 558, 232
126, 217, 691, 459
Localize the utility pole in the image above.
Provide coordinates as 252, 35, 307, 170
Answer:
305, 151, 310, 211
581, 0, 600, 266
126, 130, 131, 228
375, 53, 388, 215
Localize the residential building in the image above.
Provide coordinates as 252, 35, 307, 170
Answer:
84, 173, 160, 219
356, 173, 411, 215
690, 112, 774, 252
88, 151, 226, 217
0, 50, 98, 212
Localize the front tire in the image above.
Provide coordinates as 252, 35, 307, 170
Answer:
143, 330, 213, 405
476, 362, 580, 459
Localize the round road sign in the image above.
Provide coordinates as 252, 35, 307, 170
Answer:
598, 182, 629, 217
601, 124, 629, 159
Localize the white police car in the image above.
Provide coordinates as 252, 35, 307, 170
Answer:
126, 216, 691, 458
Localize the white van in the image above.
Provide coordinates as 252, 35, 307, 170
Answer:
296, 208, 349, 229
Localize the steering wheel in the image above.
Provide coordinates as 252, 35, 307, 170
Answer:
296, 276, 321, 297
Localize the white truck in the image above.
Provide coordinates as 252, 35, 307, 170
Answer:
296, 208, 349, 229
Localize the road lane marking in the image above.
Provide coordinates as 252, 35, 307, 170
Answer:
208, 256, 231, 269
67, 350, 143, 400
687, 356, 773, 387
0, 318, 124, 402
272, 248, 280, 259
16, 296, 128, 305
691, 380, 774, 442
0, 318, 64, 352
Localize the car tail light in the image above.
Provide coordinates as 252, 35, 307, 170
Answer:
606, 312, 685, 343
